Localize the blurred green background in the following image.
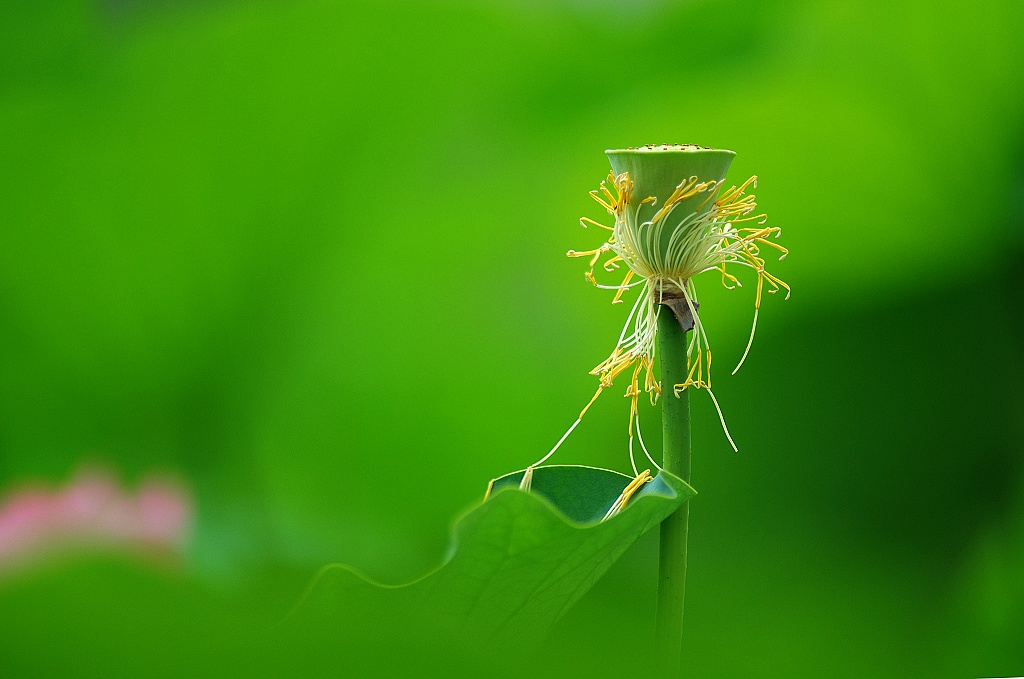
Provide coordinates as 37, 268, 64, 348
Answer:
2, 0, 1023, 676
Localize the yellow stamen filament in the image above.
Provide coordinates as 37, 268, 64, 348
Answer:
580, 216, 614, 231
603, 470, 653, 521
579, 386, 603, 420
611, 270, 635, 304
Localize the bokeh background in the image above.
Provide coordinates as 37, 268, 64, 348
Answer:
2, 0, 1023, 676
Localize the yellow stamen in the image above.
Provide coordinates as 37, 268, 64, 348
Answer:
579, 386, 604, 420
602, 469, 653, 521
580, 216, 613, 231
611, 270, 635, 304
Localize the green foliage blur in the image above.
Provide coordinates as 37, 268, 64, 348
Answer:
1, 0, 1023, 676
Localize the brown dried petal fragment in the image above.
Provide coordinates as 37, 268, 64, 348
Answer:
656, 284, 700, 333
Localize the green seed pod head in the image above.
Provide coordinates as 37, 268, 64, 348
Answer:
606, 144, 735, 224
596, 144, 739, 284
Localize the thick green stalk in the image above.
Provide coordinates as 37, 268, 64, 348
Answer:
655, 309, 691, 676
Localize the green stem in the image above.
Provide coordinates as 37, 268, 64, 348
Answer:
655, 308, 691, 676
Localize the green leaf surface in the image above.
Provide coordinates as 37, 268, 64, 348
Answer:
289, 465, 694, 647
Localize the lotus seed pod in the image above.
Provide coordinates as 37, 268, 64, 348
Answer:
606, 144, 735, 224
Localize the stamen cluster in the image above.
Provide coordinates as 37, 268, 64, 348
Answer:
568, 171, 789, 456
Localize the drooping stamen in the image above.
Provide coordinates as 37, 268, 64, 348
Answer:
531, 415, 582, 468
634, 410, 663, 472
732, 305, 759, 375
519, 466, 534, 492
628, 433, 640, 477
603, 470, 653, 521
706, 387, 738, 452
530, 386, 604, 468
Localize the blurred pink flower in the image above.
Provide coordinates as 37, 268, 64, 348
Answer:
0, 468, 192, 575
